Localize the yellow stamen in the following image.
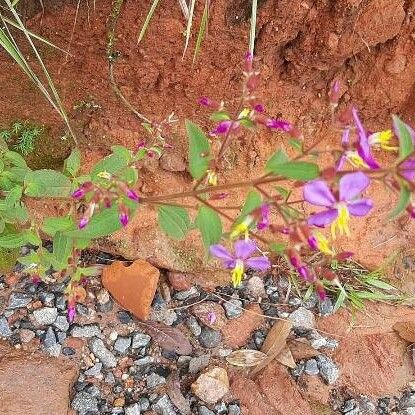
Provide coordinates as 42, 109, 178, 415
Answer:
230, 216, 253, 240
238, 108, 251, 119
369, 130, 398, 151
231, 259, 244, 287
346, 151, 368, 168
314, 232, 334, 255
97, 171, 112, 180
330, 204, 350, 239
207, 170, 218, 186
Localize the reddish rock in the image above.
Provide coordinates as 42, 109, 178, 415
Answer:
102, 260, 159, 321
192, 301, 227, 330
0, 341, 79, 415
221, 304, 264, 348
230, 362, 312, 415
167, 272, 192, 291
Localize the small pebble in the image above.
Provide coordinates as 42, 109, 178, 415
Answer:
89, 337, 117, 368
319, 298, 334, 316
132, 332, 151, 348
288, 307, 315, 329
71, 391, 98, 415
62, 347, 76, 356
199, 406, 215, 415
71, 324, 101, 338
146, 372, 166, 388
117, 311, 133, 324
8, 292, 32, 309
152, 394, 176, 415
228, 403, 241, 415
174, 286, 199, 300
305, 359, 319, 376
189, 354, 210, 374
114, 336, 132, 354
84, 363, 103, 377
223, 299, 243, 319
53, 315, 70, 332
125, 403, 141, 415
199, 327, 222, 348
187, 316, 202, 336
316, 355, 340, 384
0, 317, 12, 337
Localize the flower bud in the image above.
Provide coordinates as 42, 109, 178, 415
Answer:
126, 189, 140, 202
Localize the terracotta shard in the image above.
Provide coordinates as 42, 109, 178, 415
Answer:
102, 260, 159, 320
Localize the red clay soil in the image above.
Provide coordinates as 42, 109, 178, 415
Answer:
2, 0, 415, 282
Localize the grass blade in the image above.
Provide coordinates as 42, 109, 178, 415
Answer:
182, 0, 196, 57
178, 0, 189, 19
249, 0, 257, 55
192, 0, 209, 64
137, 0, 161, 45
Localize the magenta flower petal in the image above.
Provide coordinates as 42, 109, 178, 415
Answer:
341, 128, 350, 146
339, 172, 370, 202
210, 120, 233, 136
400, 158, 415, 182
303, 180, 336, 207
308, 209, 339, 227
234, 239, 257, 260
265, 118, 292, 132
245, 256, 271, 271
210, 244, 234, 261
347, 199, 373, 216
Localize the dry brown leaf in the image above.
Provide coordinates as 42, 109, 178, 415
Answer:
142, 322, 193, 355
393, 321, 415, 343
226, 349, 268, 367
167, 374, 191, 415
250, 319, 293, 377
276, 346, 296, 369
288, 339, 320, 360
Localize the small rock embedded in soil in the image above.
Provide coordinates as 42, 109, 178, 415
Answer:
84, 362, 103, 377
187, 316, 202, 336
71, 391, 99, 415
228, 403, 242, 415
152, 394, 177, 415
125, 403, 141, 415
316, 355, 340, 384
319, 298, 334, 316
114, 336, 132, 354
33, 307, 58, 325
199, 406, 215, 415
191, 367, 230, 404
199, 327, 222, 348
53, 315, 70, 332
146, 372, 166, 388
189, 354, 210, 374
288, 307, 315, 329
71, 324, 101, 338
0, 316, 12, 337
7, 292, 32, 309
43, 326, 61, 357
89, 337, 117, 368
132, 332, 151, 348
223, 299, 243, 319
305, 358, 320, 376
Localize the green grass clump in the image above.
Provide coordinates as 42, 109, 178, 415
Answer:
0, 121, 44, 156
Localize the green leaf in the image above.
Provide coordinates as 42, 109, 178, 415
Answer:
0, 233, 25, 248
91, 152, 131, 181
4, 150, 27, 168
265, 149, 289, 172
4, 166, 29, 183
52, 232, 73, 268
269, 242, 286, 254
195, 206, 222, 249
210, 111, 230, 122
118, 166, 138, 186
24, 170, 72, 198
393, 115, 414, 160
186, 120, 211, 180
23, 230, 41, 246
288, 139, 303, 152
267, 161, 320, 181
239, 190, 262, 218
239, 118, 255, 128
42, 216, 75, 237
64, 148, 81, 177
388, 184, 411, 219
275, 186, 291, 201
66, 205, 125, 239
5, 186, 22, 208
333, 287, 347, 312
158, 205, 190, 240
364, 277, 396, 291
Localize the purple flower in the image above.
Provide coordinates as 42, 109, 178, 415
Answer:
254, 103, 265, 113
304, 172, 373, 238
210, 239, 271, 287
126, 189, 140, 202
400, 158, 415, 182
256, 204, 270, 230
352, 108, 380, 169
119, 212, 129, 227
78, 217, 89, 229
210, 120, 240, 137
265, 118, 292, 132
67, 305, 76, 323
72, 188, 85, 199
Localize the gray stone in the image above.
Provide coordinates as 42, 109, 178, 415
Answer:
56, 331, 67, 344
223, 299, 243, 319
174, 286, 199, 300
55, 295, 66, 310
400, 393, 415, 410
53, 315, 70, 332
139, 397, 150, 411
228, 404, 241, 415
325, 338, 339, 349
199, 327, 222, 348
288, 307, 315, 329
316, 355, 340, 384
291, 362, 305, 377
189, 354, 210, 374
134, 356, 155, 366
288, 297, 302, 307
152, 394, 177, 415
215, 402, 228, 414
71, 324, 101, 338
0, 317, 11, 337
39, 292, 55, 306
199, 406, 215, 415
43, 327, 61, 356
403, 409, 415, 415
89, 337, 117, 368
319, 298, 334, 316
150, 307, 177, 326
187, 316, 202, 336
84, 363, 103, 377
125, 403, 141, 415
33, 307, 58, 325
8, 292, 31, 309
104, 372, 115, 384
303, 292, 319, 309
132, 332, 151, 349
114, 336, 132, 354
305, 359, 319, 376
146, 372, 166, 388
71, 391, 99, 415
